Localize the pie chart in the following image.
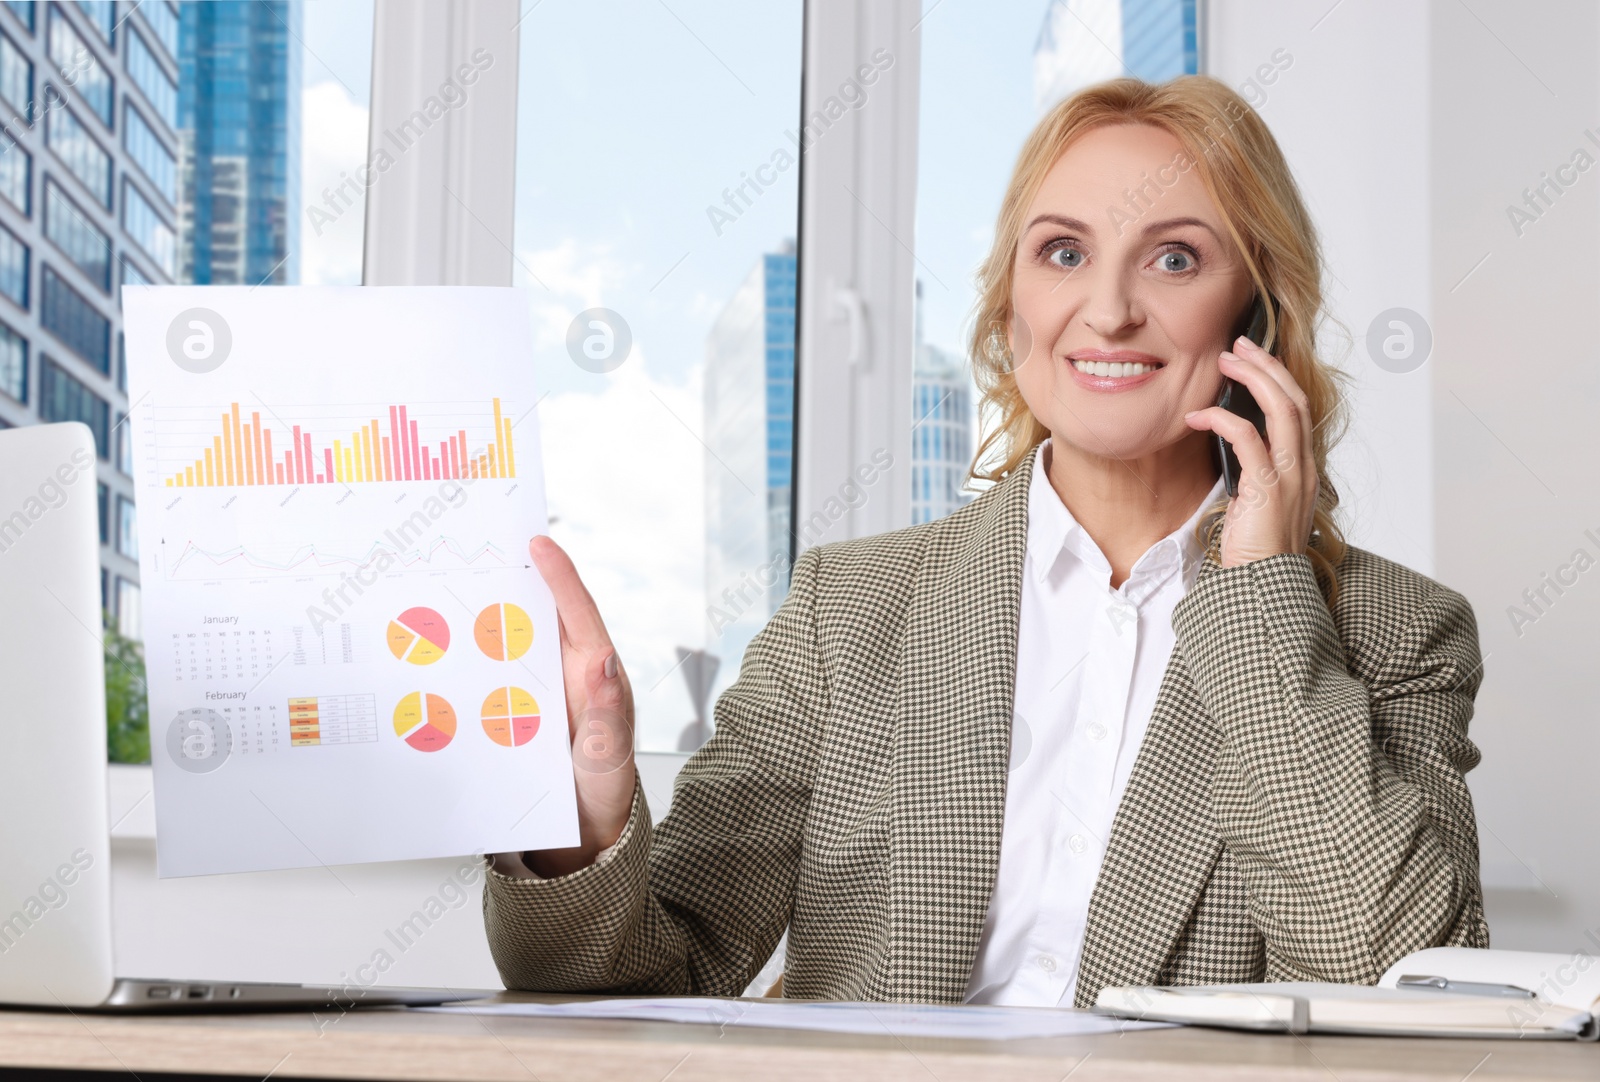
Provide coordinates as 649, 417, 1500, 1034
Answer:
387, 606, 450, 665
481, 686, 540, 747
474, 602, 534, 661
393, 692, 456, 752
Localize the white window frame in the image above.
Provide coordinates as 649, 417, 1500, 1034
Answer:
791, 0, 920, 551
366, 0, 925, 550
362, 0, 521, 287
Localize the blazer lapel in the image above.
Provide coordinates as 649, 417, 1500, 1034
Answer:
885, 450, 1034, 1003
1072, 518, 1229, 1006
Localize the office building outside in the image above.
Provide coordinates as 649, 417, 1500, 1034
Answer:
701, 241, 796, 730
1034, 0, 1198, 113
177, 0, 299, 286
911, 341, 974, 525
0, 0, 184, 640
910, 277, 975, 525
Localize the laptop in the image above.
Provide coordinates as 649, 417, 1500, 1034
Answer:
0, 423, 470, 1012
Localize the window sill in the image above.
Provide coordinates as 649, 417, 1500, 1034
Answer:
107, 752, 692, 843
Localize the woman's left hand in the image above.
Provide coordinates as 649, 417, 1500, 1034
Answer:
1184, 334, 1318, 569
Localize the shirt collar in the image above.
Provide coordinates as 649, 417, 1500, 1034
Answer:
1026, 438, 1228, 590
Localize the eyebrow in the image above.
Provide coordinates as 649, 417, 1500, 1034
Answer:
1024, 213, 1223, 244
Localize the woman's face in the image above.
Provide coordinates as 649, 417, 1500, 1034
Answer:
1009, 122, 1257, 465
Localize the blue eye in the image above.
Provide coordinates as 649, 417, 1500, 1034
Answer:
1156, 249, 1197, 273
1047, 245, 1084, 269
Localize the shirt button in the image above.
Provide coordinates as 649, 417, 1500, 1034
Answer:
1086, 722, 1107, 741
1068, 834, 1088, 854
1037, 954, 1057, 972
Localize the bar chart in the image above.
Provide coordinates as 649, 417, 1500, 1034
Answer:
157, 398, 518, 488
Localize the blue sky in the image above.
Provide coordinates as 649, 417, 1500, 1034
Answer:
916, 1, 1047, 357
299, 0, 373, 285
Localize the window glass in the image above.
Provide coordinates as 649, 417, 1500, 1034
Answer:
73, 0, 112, 42
116, 492, 136, 557
123, 99, 175, 204
912, 0, 1198, 510
40, 352, 108, 454
0, 220, 27, 306
44, 176, 109, 289
118, 252, 149, 304
125, 24, 175, 128
514, 0, 803, 752
48, 4, 112, 126
0, 316, 24, 401
41, 262, 109, 372
136, 0, 176, 60
45, 90, 111, 205
115, 575, 139, 637
5, 2, 34, 34
0, 125, 28, 211
0, 28, 30, 121
121, 176, 173, 276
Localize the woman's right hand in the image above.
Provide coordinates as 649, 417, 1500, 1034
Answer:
521, 534, 637, 878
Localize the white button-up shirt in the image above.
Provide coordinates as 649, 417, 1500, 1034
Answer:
962, 438, 1226, 1006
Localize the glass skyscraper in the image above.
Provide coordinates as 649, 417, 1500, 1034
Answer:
1034, 0, 1198, 114
0, 0, 185, 638
0, 0, 301, 646
911, 278, 975, 525
701, 241, 796, 732
177, 0, 299, 285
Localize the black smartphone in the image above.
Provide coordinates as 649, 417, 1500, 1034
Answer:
1212, 295, 1273, 498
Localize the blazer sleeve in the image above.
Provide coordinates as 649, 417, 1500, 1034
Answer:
1171, 551, 1488, 984
480, 545, 829, 995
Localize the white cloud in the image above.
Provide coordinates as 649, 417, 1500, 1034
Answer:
300, 80, 370, 285
517, 239, 644, 353
537, 353, 707, 751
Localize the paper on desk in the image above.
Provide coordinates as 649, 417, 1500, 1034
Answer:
123, 287, 579, 876
422, 996, 1173, 1039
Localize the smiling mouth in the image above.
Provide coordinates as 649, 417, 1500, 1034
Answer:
1069, 359, 1162, 378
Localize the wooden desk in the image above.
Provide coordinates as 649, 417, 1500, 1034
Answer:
0, 994, 1593, 1081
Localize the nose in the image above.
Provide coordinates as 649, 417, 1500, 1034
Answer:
1078, 274, 1142, 339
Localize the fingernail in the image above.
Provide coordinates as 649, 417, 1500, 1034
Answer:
1235, 335, 1251, 348
604, 651, 618, 679
1184, 410, 1198, 419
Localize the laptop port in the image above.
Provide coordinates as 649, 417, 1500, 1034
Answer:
146, 986, 175, 999
187, 986, 213, 999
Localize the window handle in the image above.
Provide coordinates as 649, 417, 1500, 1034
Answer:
830, 283, 869, 370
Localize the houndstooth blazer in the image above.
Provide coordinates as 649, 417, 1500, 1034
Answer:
482, 447, 1489, 1008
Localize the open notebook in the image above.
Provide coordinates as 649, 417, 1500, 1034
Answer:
1095, 948, 1600, 1039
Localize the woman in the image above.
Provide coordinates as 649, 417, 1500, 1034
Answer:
482, 75, 1488, 1009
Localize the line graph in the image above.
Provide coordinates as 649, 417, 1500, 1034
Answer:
162, 535, 518, 581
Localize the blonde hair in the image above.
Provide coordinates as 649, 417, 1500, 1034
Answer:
967, 75, 1350, 605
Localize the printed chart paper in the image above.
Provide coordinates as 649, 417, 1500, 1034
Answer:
123, 287, 578, 877
420, 997, 1174, 1039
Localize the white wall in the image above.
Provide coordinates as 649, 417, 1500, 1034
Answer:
109, 756, 687, 988
1429, 0, 1600, 951
1207, 1, 1435, 573
1211, 0, 1600, 952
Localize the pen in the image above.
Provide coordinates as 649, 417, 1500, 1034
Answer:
1395, 975, 1537, 1000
